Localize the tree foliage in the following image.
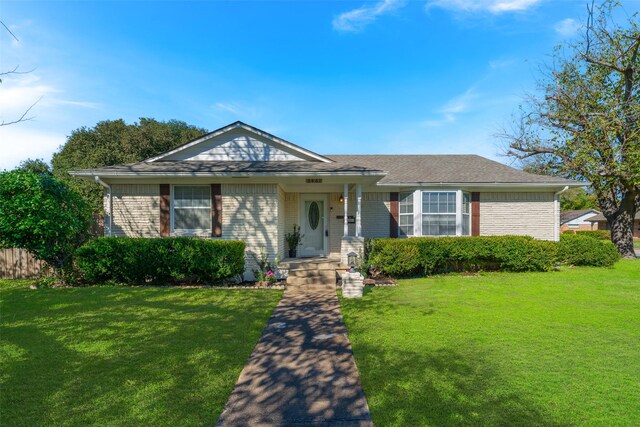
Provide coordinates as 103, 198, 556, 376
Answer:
52, 118, 207, 212
559, 187, 599, 211
17, 158, 52, 175
502, 1, 640, 258
0, 170, 93, 280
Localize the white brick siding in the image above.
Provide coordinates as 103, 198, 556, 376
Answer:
480, 192, 556, 240
111, 184, 160, 237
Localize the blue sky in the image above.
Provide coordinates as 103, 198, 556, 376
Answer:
1, 0, 638, 170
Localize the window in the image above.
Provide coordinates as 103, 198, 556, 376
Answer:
422, 192, 457, 236
399, 191, 414, 237
173, 185, 211, 232
462, 192, 471, 236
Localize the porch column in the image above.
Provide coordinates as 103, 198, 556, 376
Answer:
355, 184, 362, 237
343, 184, 349, 237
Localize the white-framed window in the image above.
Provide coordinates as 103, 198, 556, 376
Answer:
172, 185, 211, 234
462, 192, 471, 236
399, 191, 414, 237
422, 192, 457, 236
398, 189, 472, 237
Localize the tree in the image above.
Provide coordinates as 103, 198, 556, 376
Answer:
52, 118, 207, 212
0, 170, 92, 282
502, 1, 639, 258
16, 158, 52, 175
559, 187, 599, 211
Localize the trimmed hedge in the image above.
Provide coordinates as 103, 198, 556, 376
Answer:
366, 234, 620, 278
366, 236, 557, 277
556, 234, 619, 267
576, 230, 611, 240
75, 237, 245, 285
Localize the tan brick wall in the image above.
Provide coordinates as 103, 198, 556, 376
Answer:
480, 192, 556, 240
222, 184, 279, 278
111, 184, 160, 237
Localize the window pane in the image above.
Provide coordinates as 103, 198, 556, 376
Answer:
462, 214, 470, 236
174, 207, 210, 230
173, 186, 211, 230
422, 214, 456, 236
399, 225, 413, 237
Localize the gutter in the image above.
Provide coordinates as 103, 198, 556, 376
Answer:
94, 176, 112, 237
554, 186, 569, 241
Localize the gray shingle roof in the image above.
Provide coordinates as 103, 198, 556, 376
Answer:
587, 212, 640, 222
70, 154, 582, 186
70, 160, 384, 176
560, 209, 600, 224
326, 155, 580, 185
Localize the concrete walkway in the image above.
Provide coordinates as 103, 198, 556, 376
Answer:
216, 289, 373, 426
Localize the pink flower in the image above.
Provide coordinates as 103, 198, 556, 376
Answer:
266, 271, 275, 277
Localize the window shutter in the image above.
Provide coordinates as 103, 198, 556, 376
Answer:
471, 192, 480, 236
160, 184, 171, 237
390, 192, 399, 238
211, 184, 222, 237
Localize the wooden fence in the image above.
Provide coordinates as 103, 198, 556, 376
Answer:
0, 248, 47, 279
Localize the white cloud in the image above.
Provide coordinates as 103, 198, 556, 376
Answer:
426, 0, 541, 14
0, 126, 65, 171
554, 18, 581, 36
333, 0, 405, 32
422, 88, 480, 127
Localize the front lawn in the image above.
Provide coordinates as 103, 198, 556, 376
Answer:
0, 281, 282, 426
341, 260, 640, 426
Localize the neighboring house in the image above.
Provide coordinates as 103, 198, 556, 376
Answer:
70, 121, 582, 279
586, 213, 640, 238
560, 209, 600, 233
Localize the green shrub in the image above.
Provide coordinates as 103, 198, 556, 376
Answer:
75, 237, 245, 285
367, 236, 557, 277
556, 234, 619, 267
575, 230, 611, 240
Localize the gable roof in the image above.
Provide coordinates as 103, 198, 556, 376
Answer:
587, 212, 640, 222
327, 155, 581, 186
145, 121, 333, 163
560, 209, 600, 224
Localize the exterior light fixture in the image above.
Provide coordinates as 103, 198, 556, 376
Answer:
347, 252, 358, 273
339, 195, 344, 203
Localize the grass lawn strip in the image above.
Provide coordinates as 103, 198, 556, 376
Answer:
340, 260, 640, 426
0, 281, 282, 426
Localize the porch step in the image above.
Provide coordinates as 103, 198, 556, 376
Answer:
282, 257, 343, 290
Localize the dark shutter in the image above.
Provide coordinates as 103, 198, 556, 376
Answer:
160, 184, 171, 237
211, 184, 222, 237
471, 192, 480, 237
390, 192, 399, 238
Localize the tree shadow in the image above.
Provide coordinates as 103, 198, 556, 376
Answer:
215, 290, 372, 426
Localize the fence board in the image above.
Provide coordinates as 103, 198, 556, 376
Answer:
0, 248, 47, 279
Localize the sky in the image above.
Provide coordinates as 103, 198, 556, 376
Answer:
1, 0, 639, 170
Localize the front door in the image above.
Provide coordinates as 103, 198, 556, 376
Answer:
299, 194, 328, 257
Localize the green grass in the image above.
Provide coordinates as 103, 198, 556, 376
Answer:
634, 239, 640, 249
0, 281, 282, 426
341, 260, 640, 426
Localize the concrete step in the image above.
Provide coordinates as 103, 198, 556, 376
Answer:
288, 269, 337, 279
287, 276, 337, 286
287, 283, 337, 292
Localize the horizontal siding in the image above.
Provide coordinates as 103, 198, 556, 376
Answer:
284, 192, 299, 254
164, 131, 305, 161
111, 184, 160, 237
480, 192, 555, 240
222, 184, 279, 279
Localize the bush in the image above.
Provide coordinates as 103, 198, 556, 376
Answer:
575, 230, 611, 240
75, 237, 245, 285
367, 236, 557, 277
556, 234, 619, 267
0, 170, 92, 282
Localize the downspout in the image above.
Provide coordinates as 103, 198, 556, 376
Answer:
554, 186, 569, 241
95, 176, 112, 237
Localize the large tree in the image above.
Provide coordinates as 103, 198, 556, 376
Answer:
503, 1, 639, 258
52, 118, 207, 212
0, 170, 92, 282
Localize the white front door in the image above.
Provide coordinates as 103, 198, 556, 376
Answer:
299, 194, 328, 257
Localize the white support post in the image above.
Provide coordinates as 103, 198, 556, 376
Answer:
343, 184, 349, 237
356, 184, 362, 237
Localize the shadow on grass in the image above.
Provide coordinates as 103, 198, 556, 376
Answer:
0, 286, 282, 426
352, 341, 570, 427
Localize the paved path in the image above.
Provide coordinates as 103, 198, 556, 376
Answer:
216, 289, 373, 426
